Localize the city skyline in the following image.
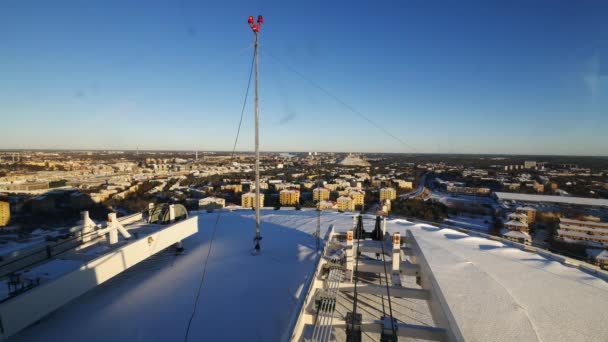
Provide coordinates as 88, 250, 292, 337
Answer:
1, 1, 607, 155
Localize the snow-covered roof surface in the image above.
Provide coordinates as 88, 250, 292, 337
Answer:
494, 192, 608, 207
560, 223, 608, 233
587, 249, 608, 260
500, 229, 532, 241
504, 219, 528, 227
560, 218, 608, 228
10, 210, 608, 342
557, 229, 608, 242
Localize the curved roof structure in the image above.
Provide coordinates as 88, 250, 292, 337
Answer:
8, 210, 608, 342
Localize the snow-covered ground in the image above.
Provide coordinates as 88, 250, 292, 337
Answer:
9, 210, 608, 342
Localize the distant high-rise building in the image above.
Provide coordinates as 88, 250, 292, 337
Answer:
380, 187, 397, 201
313, 187, 330, 201
242, 192, 264, 208
348, 189, 365, 206
337, 196, 355, 212
0, 201, 10, 227
280, 189, 300, 206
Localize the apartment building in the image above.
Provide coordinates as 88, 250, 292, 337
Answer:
0, 201, 9, 227
515, 206, 536, 225
349, 190, 365, 206
241, 192, 264, 208
280, 189, 300, 206
274, 183, 300, 191
394, 180, 413, 189
221, 184, 243, 193
379, 187, 397, 201
313, 187, 330, 201
557, 218, 608, 246
337, 196, 355, 212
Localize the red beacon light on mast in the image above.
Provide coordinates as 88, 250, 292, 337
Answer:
248, 15, 263, 33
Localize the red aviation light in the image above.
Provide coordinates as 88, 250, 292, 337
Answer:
248, 15, 264, 32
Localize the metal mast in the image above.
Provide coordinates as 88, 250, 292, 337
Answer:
249, 15, 264, 253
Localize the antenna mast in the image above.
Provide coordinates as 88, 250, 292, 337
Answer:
248, 15, 264, 253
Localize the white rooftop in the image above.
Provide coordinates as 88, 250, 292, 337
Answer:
9, 211, 608, 341
494, 192, 608, 207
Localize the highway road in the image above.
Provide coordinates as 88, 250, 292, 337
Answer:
399, 172, 428, 199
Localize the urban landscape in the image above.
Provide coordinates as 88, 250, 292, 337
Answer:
1, 151, 607, 267
1, 1, 607, 341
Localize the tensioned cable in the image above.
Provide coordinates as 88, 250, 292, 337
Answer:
183, 213, 222, 342
261, 47, 416, 152
349, 215, 363, 341
379, 230, 398, 339
231, 49, 256, 161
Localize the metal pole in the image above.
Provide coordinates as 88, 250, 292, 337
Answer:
316, 153, 321, 251
254, 31, 261, 251
317, 205, 321, 251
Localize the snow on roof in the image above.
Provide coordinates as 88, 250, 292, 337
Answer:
560, 223, 608, 233
557, 229, 608, 242
560, 218, 608, 228
11, 211, 608, 342
587, 249, 608, 261
406, 222, 608, 342
504, 219, 528, 227
507, 213, 528, 220
494, 192, 608, 207
22, 259, 83, 282
501, 229, 532, 241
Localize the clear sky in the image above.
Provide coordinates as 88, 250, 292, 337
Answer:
0, 0, 606, 155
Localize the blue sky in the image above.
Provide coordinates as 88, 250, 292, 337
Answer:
0, 0, 606, 155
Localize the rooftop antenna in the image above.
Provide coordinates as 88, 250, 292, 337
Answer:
315, 152, 321, 251
249, 14, 264, 254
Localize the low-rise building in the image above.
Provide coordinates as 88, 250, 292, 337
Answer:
504, 220, 529, 232
221, 184, 243, 193
275, 183, 300, 191
556, 218, 608, 247
280, 189, 300, 206
379, 187, 397, 201
501, 229, 532, 244
446, 185, 491, 195
394, 180, 413, 189
318, 200, 337, 210
241, 192, 264, 208
516, 206, 536, 225
587, 249, 608, 269
199, 196, 226, 209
